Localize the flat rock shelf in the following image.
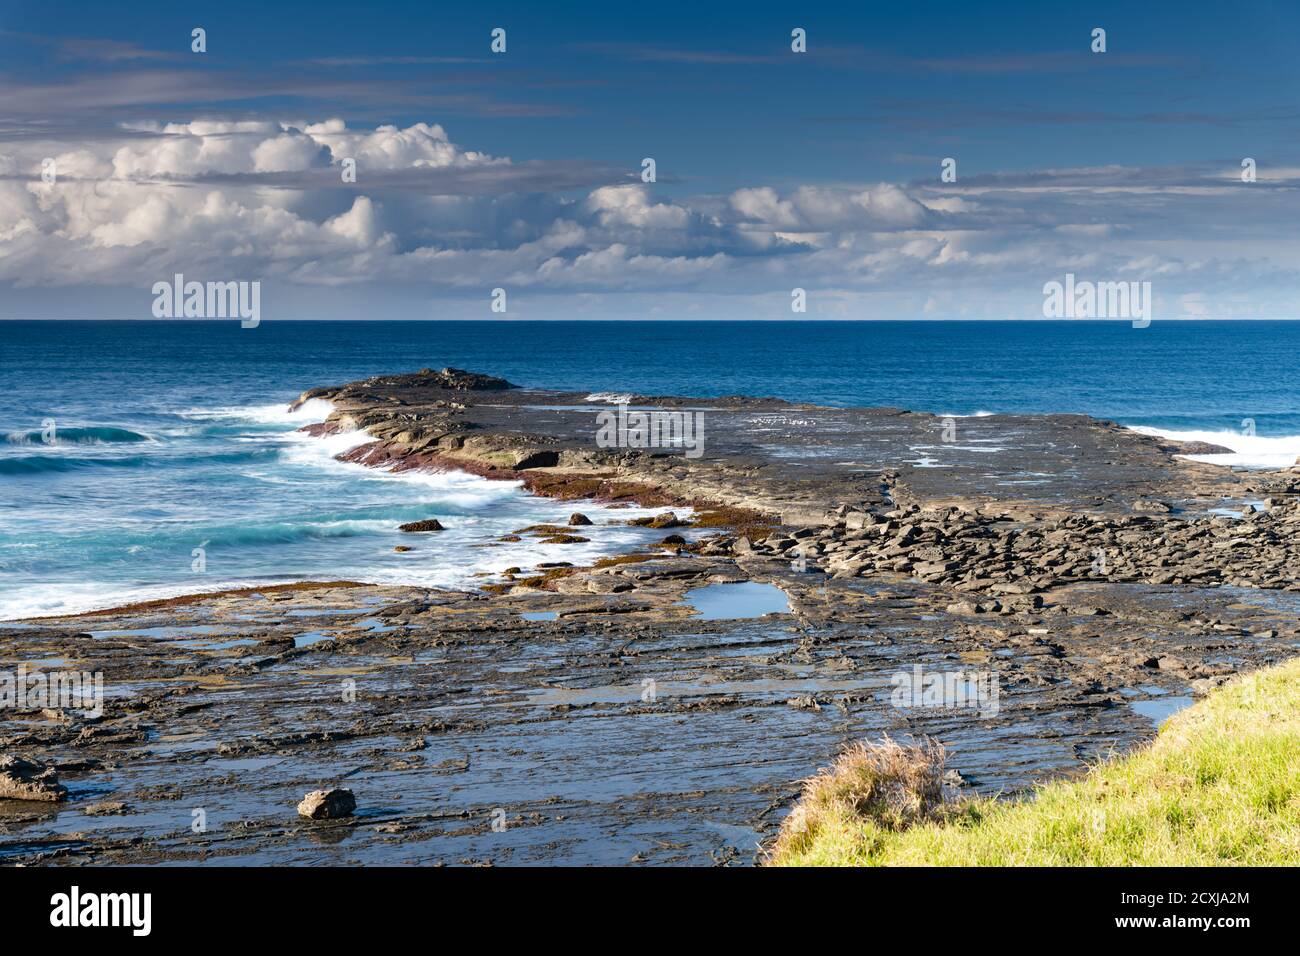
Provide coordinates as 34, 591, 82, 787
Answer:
4, 368, 1300, 865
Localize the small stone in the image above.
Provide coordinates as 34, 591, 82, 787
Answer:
568, 513, 593, 526
394, 546, 413, 552
297, 787, 356, 820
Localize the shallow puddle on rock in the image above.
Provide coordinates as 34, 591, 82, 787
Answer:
285, 607, 370, 618
1129, 695, 1194, 727
524, 676, 872, 707
520, 611, 558, 622
21, 656, 70, 668
1202, 498, 1267, 520
89, 624, 229, 639
187, 638, 258, 650
701, 819, 764, 853
208, 756, 285, 772
683, 581, 790, 620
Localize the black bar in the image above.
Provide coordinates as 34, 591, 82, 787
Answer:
0, 866, 1276, 941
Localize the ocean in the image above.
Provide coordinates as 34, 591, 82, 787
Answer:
2, 319, 1297, 619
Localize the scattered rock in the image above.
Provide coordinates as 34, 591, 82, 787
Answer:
844, 512, 876, 531
0, 756, 68, 802
297, 787, 356, 820
411, 367, 514, 390
394, 546, 413, 553
398, 519, 445, 533
83, 801, 132, 816
568, 513, 593, 526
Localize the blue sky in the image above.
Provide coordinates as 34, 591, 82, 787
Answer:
2, 0, 1299, 319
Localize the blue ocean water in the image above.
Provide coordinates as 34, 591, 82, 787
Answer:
2, 319, 1297, 619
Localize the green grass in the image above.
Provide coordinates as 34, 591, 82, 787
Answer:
768, 659, 1300, 866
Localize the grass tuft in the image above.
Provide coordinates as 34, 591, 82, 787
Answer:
768, 659, 1300, 866
767, 736, 951, 864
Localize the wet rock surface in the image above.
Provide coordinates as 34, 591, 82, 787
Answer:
4, 370, 1299, 865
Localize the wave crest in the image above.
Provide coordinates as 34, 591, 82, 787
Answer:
1129, 426, 1300, 470
6, 425, 152, 446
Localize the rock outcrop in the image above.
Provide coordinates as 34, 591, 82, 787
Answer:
398, 518, 444, 533
297, 787, 356, 820
0, 756, 68, 802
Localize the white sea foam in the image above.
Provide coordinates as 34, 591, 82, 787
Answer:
366, 466, 524, 510
0, 578, 275, 622
1128, 426, 1300, 470
279, 427, 374, 462
277, 428, 526, 512
240, 471, 296, 485
179, 398, 335, 426
2, 394, 690, 620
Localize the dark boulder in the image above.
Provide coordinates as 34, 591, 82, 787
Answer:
398, 518, 445, 533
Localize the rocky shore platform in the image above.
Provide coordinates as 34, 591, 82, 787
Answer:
4, 368, 1300, 865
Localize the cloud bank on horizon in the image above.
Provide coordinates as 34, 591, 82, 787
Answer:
2, 0, 1300, 320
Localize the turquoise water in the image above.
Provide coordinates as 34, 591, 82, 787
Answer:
2, 319, 1298, 618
